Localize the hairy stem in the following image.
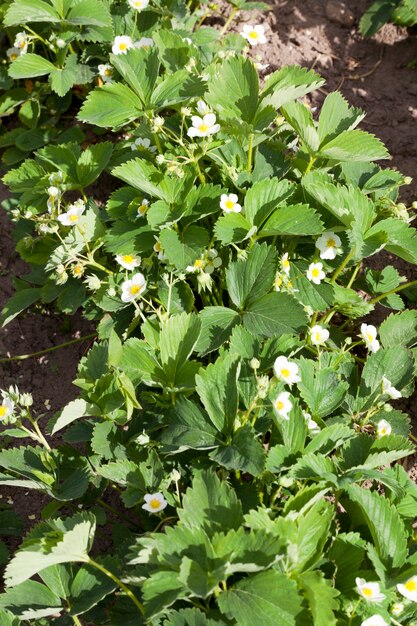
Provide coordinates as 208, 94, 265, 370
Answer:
87, 558, 145, 616
0, 333, 96, 364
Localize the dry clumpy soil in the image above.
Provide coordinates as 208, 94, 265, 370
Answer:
1, 0, 417, 543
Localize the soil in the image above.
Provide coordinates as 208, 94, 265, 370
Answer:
1, 0, 417, 557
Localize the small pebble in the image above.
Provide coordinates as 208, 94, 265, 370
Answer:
325, 0, 354, 27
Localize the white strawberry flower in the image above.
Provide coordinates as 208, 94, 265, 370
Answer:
360, 324, 380, 353
128, 0, 149, 10
57, 199, 85, 226
361, 617, 388, 626
131, 137, 156, 153
381, 377, 401, 399
0, 397, 14, 421
355, 578, 386, 603
281, 252, 290, 275
316, 231, 342, 260
273, 391, 292, 420
142, 492, 167, 513
153, 239, 165, 260
49, 170, 64, 185
220, 193, 241, 213
186, 258, 206, 273
307, 262, 326, 285
116, 254, 141, 270
240, 24, 267, 46
303, 412, 321, 435
310, 325, 329, 346
377, 419, 391, 437
135, 37, 154, 49
397, 575, 417, 601
196, 100, 210, 115
273, 356, 301, 385
274, 273, 283, 291
98, 63, 113, 82
112, 35, 134, 55
187, 114, 220, 138
391, 603, 404, 616
14, 32, 28, 53
137, 198, 149, 218
121, 272, 147, 302
7, 47, 21, 62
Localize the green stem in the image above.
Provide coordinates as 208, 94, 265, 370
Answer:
347, 599, 361, 626
0, 333, 96, 364
71, 616, 83, 626
368, 279, 417, 305
330, 249, 355, 284
347, 261, 362, 288
87, 558, 145, 615
220, 6, 238, 35
97, 499, 137, 526
26, 412, 51, 451
153, 132, 163, 154
247, 133, 254, 173
305, 155, 315, 174
86, 258, 113, 275
194, 158, 206, 184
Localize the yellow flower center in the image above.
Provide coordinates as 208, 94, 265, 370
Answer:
315, 333, 321, 342
104, 68, 112, 76
280, 368, 290, 378
283, 259, 289, 268
249, 31, 258, 39
198, 124, 209, 132
10, 54, 18, 61
366, 333, 374, 342
380, 428, 387, 435
0, 406, 6, 418
405, 580, 417, 592
225, 199, 235, 209
17, 41, 25, 49
362, 587, 373, 597
275, 276, 282, 288
312, 268, 320, 277
194, 259, 204, 269
154, 242, 161, 252
138, 204, 148, 215
122, 255, 135, 264
130, 284, 142, 296
69, 214, 78, 222
149, 498, 161, 510
119, 43, 128, 51
327, 238, 336, 247
276, 401, 284, 411
73, 265, 82, 275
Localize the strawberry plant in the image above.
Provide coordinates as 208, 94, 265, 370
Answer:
1, 0, 417, 624
360, 0, 417, 36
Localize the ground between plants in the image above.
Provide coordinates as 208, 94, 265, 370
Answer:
1, 0, 417, 554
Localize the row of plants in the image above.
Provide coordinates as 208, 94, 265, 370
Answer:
2, 0, 417, 624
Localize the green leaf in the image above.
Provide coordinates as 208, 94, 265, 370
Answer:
178, 470, 243, 533
70, 558, 117, 615
0, 580, 62, 620
297, 358, 348, 418
76, 141, 113, 187
159, 227, 209, 271
361, 346, 414, 393
8, 53, 55, 79
206, 56, 259, 124
4, 513, 95, 587
259, 203, 323, 236
19, 99, 40, 128
299, 571, 339, 626
281, 100, 319, 153
243, 292, 308, 337
38, 564, 71, 599
217, 570, 303, 626
210, 425, 265, 475
292, 501, 333, 572
1, 288, 41, 327
151, 71, 205, 108
4, 0, 60, 25
319, 130, 389, 162
244, 178, 295, 227
214, 212, 252, 244
161, 398, 220, 452
304, 423, 355, 455
359, 0, 396, 36
163, 607, 218, 625
66, 0, 113, 41
261, 65, 325, 109
195, 353, 240, 434
318, 91, 365, 144
110, 47, 160, 105
195, 306, 240, 355
379, 310, 417, 348
51, 399, 100, 435
153, 30, 192, 73
226, 242, 277, 308
347, 484, 408, 568
49, 53, 78, 96
78, 83, 142, 128
159, 313, 201, 386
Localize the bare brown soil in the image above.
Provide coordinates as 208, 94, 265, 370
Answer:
1, 0, 417, 550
